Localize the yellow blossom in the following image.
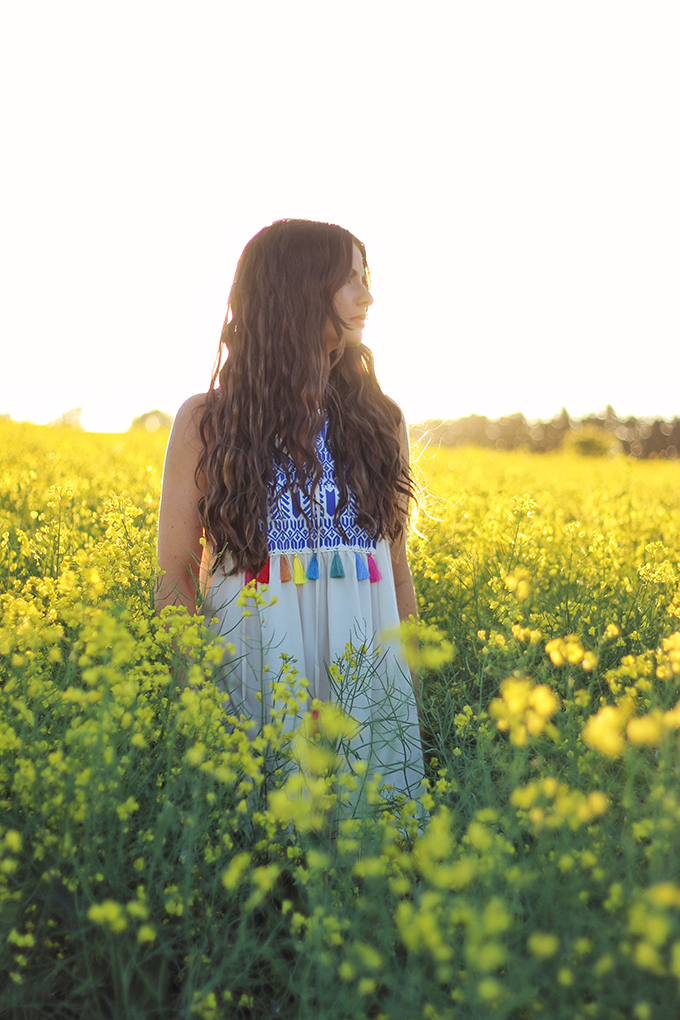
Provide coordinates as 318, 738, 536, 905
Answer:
582, 706, 627, 758
527, 932, 560, 959
221, 853, 251, 891
627, 710, 664, 747
88, 900, 128, 934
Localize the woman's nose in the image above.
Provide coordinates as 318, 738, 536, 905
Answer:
361, 285, 374, 308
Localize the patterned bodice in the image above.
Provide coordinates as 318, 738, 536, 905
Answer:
266, 421, 376, 554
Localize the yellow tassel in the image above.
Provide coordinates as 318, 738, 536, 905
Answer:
293, 554, 307, 585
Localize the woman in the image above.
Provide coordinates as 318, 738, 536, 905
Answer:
156, 218, 423, 796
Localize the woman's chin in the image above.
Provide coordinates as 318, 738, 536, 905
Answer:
329, 334, 366, 357
344, 331, 365, 348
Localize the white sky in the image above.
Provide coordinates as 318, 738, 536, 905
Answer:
1, 0, 678, 432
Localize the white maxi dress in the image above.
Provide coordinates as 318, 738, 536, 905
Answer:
203, 421, 424, 800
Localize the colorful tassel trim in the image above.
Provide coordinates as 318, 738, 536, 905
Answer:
293, 555, 307, 585
246, 558, 270, 587
367, 553, 382, 583
271, 551, 376, 582
280, 555, 292, 583
330, 551, 345, 578
355, 552, 370, 581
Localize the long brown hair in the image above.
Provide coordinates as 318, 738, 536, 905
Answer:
197, 218, 414, 574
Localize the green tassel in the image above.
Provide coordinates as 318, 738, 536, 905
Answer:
330, 551, 345, 578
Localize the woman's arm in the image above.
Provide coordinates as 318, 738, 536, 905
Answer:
389, 415, 422, 708
390, 530, 418, 624
391, 529, 422, 713
389, 411, 417, 621
155, 394, 207, 616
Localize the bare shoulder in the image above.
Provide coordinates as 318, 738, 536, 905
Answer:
169, 393, 208, 450
174, 392, 207, 426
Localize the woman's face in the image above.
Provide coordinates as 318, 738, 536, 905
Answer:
325, 244, 373, 352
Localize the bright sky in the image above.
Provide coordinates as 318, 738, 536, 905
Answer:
1, 1, 678, 432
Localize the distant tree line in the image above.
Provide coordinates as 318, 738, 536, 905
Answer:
408, 406, 680, 459
41, 408, 173, 431
130, 409, 174, 432
10, 404, 677, 460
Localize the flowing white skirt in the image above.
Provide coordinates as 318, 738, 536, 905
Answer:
203, 540, 424, 801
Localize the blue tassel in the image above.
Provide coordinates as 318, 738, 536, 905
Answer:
306, 553, 319, 580
330, 551, 345, 578
355, 552, 370, 581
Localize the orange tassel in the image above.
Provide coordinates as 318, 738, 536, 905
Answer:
280, 555, 292, 583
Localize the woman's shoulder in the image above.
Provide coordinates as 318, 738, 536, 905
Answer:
168, 393, 208, 449
177, 392, 208, 418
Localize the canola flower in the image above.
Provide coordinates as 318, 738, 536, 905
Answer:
4, 422, 680, 1016
489, 674, 560, 745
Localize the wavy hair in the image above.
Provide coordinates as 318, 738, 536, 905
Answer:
197, 218, 415, 574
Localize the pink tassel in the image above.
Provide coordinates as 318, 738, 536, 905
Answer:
245, 557, 270, 587
367, 553, 382, 583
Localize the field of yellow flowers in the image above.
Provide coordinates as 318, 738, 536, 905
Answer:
3, 418, 680, 1020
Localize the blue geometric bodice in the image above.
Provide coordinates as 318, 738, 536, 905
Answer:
266, 421, 377, 554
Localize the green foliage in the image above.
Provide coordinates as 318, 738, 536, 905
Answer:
563, 425, 617, 458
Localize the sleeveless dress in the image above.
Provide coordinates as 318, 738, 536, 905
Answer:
203, 420, 424, 800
